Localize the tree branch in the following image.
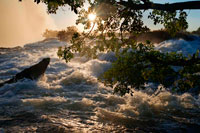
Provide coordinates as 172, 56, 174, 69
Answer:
118, 1, 200, 11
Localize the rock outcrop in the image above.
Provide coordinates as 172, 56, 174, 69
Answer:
0, 58, 50, 87
129, 30, 196, 44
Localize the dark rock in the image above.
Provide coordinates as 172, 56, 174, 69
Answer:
0, 58, 50, 87
129, 30, 196, 44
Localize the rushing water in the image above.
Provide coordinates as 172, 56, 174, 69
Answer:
0, 39, 200, 132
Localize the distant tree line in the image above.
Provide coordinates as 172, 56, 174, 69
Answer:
192, 27, 200, 36
43, 26, 79, 42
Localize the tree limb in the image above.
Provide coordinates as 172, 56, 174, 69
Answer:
118, 1, 200, 11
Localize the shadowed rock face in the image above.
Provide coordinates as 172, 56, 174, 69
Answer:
129, 31, 195, 44
0, 58, 50, 87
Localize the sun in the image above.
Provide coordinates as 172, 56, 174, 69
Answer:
88, 13, 96, 21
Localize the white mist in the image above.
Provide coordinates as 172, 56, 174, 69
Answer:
0, 0, 56, 47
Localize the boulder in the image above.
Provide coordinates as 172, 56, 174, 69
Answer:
0, 58, 50, 87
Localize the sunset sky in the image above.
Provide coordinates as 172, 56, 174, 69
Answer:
0, 0, 200, 47
51, 0, 200, 31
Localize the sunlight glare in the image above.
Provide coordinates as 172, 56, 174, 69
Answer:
88, 13, 96, 21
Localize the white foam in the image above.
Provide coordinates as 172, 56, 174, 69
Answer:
0, 38, 200, 131
156, 37, 200, 56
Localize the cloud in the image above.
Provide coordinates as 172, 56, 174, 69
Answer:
0, 0, 56, 47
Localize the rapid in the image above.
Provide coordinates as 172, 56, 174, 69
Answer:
0, 38, 200, 132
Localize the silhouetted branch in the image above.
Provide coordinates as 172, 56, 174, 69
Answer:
118, 1, 200, 11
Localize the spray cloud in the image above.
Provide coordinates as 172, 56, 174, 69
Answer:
0, 0, 56, 47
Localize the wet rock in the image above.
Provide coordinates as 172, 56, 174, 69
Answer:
0, 58, 50, 88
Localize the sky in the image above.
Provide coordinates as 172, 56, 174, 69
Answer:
50, 0, 200, 31
0, 0, 199, 47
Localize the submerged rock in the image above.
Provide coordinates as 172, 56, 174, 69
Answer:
0, 58, 50, 87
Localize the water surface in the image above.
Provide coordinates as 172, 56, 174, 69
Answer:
0, 39, 200, 132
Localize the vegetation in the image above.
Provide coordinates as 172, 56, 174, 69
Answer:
22, 0, 200, 95
192, 27, 200, 36
101, 42, 200, 95
43, 26, 79, 42
43, 29, 58, 39
57, 26, 79, 42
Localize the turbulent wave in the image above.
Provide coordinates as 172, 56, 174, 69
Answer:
0, 38, 200, 132
155, 36, 200, 55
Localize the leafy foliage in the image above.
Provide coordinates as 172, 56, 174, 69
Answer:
101, 43, 200, 96
57, 46, 74, 63
21, 0, 200, 95
20, 0, 85, 14
57, 26, 79, 42
148, 10, 188, 36
43, 29, 58, 39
